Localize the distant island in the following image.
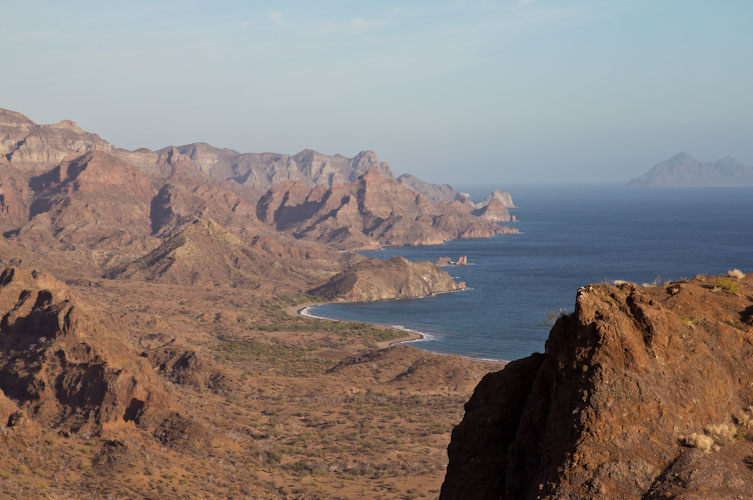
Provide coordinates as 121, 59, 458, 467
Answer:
628, 152, 753, 187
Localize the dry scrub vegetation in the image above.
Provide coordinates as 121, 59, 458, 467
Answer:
0, 279, 499, 500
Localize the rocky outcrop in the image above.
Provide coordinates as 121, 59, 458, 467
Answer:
472, 198, 514, 222
475, 189, 515, 209
442, 274, 753, 500
0, 266, 181, 436
628, 152, 753, 187
257, 170, 517, 250
434, 257, 453, 266
308, 256, 464, 302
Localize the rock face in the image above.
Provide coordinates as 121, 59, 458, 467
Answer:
12, 150, 159, 271
628, 152, 753, 187
475, 189, 515, 209
441, 274, 753, 500
397, 174, 467, 203
257, 170, 517, 250
0, 267, 178, 436
308, 256, 463, 302
434, 257, 453, 266
158, 145, 395, 191
472, 198, 514, 222
0, 109, 113, 172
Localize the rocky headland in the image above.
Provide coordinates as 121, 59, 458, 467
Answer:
441, 272, 753, 499
308, 256, 464, 302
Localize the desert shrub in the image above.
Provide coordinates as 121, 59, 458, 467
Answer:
728, 268, 745, 279
539, 307, 568, 326
679, 433, 714, 452
679, 315, 699, 327
713, 277, 739, 295
705, 423, 736, 444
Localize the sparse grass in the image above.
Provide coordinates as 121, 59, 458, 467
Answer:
713, 277, 739, 295
212, 338, 332, 376
539, 307, 568, 326
679, 315, 700, 327
722, 319, 746, 331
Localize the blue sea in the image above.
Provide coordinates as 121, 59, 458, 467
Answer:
307, 185, 753, 361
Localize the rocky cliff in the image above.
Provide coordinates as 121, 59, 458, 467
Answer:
308, 256, 464, 302
0, 109, 113, 172
0, 266, 188, 437
257, 170, 517, 250
441, 273, 753, 500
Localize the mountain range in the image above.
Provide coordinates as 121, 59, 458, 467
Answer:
0, 107, 517, 284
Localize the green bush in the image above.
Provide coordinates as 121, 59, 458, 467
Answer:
713, 277, 739, 295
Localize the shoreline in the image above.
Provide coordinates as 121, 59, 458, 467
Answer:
285, 301, 425, 348
287, 299, 506, 362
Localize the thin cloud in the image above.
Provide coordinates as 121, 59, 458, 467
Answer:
268, 10, 288, 28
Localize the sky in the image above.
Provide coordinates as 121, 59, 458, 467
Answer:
2, 0, 752, 185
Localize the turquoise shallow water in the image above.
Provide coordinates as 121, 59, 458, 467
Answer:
308, 185, 753, 361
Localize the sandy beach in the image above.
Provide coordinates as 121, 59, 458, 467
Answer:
285, 301, 425, 348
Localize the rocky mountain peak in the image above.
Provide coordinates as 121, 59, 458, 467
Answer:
47, 119, 84, 132
629, 153, 753, 187
0, 108, 35, 128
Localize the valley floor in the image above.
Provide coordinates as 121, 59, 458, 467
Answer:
1, 278, 500, 500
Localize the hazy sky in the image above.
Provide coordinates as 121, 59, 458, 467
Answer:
2, 0, 752, 184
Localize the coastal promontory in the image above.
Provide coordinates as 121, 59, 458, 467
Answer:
308, 256, 464, 302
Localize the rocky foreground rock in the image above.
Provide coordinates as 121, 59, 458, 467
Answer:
0, 266, 197, 440
441, 273, 753, 500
